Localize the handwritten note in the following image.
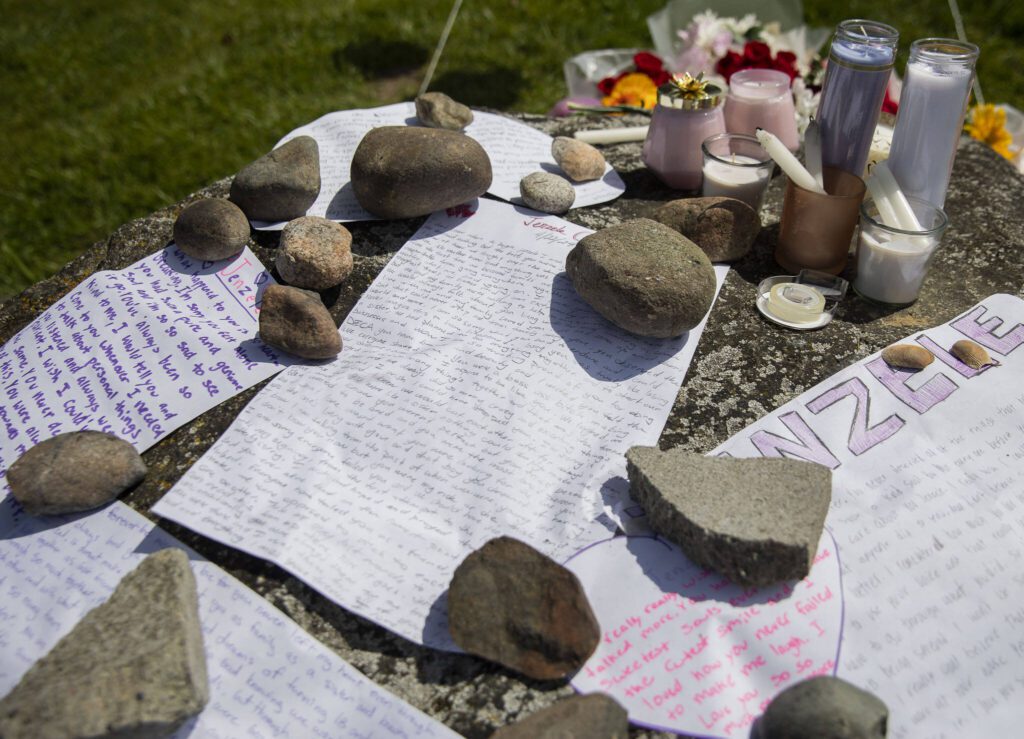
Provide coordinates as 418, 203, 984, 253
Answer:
0, 499, 458, 738
568, 535, 842, 737
707, 293, 1024, 737
155, 199, 727, 648
0, 246, 292, 484
255, 103, 626, 228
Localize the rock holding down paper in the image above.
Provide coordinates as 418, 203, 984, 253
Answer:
567, 535, 842, 738
254, 102, 625, 228
0, 246, 293, 487
0, 499, 459, 739
155, 199, 727, 648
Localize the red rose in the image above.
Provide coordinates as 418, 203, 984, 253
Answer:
772, 51, 799, 81
633, 51, 665, 76
882, 87, 899, 115
743, 41, 772, 65
597, 72, 626, 95
649, 69, 671, 86
715, 51, 745, 82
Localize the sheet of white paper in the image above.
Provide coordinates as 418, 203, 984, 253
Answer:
570, 294, 1024, 738
568, 534, 843, 738
0, 246, 293, 484
155, 199, 727, 649
255, 103, 625, 228
0, 499, 459, 739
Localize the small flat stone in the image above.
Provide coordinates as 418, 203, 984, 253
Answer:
626, 448, 831, 586
7, 431, 147, 516
172, 198, 250, 261
652, 196, 761, 262
565, 218, 716, 337
230, 135, 321, 221
276, 216, 354, 290
0, 549, 208, 739
491, 693, 629, 739
551, 136, 606, 182
415, 91, 474, 130
351, 126, 492, 219
755, 676, 889, 739
520, 171, 575, 215
448, 536, 600, 681
258, 284, 341, 359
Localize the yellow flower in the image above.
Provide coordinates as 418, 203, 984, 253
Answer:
965, 104, 1015, 160
603, 73, 658, 109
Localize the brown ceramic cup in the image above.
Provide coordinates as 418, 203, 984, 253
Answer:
776, 167, 867, 275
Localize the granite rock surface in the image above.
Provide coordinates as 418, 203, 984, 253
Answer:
520, 171, 575, 215
8, 430, 147, 515
1, 110, 1022, 738
0, 548, 208, 738
653, 196, 761, 262
626, 447, 832, 586
277, 215, 354, 290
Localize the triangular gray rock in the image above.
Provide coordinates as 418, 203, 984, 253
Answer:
491, 693, 629, 738
626, 448, 831, 586
7, 430, 147, 516
754, 676, 888, 738
229, 135, 321, 221
258, 284, 342, 359
0, 548, 208, 738
448, 536, 600, 681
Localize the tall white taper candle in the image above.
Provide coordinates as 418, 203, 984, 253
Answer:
755, 128, 826, 194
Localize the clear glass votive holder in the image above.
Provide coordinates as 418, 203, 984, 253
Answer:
724, 69, 800, 151
854, 197, 948, 306
776, 167, 867, 275
701, 133, 774, 212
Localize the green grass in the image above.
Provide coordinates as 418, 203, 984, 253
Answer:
2, 0, 1021, 299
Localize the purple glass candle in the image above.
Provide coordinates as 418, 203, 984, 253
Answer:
816, 20, 898, 175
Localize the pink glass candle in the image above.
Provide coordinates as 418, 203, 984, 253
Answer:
724, 69, 799, 152
643, 86, 726, 190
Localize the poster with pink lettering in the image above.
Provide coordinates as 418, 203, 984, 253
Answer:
570, 293, 1024, 737
0, 245, 295, 485
568, 534, 842, 737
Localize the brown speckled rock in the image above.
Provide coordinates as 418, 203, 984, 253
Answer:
277, 216, 354, 290
652, 196, 761, 262
351, 126, 492, 219
258, 284, 341, 359
415, 92, 474, 130
491, 693, 629, 738
552, 136, 606, 182
230, 135, 321, 222
626, 447, 831, 586
0, 549, 208, 739
172, 198, 250, 261
7, 431, 147, 516
566, 218, 716, 337
520, 171, 575, 215
448, 536, 600, 681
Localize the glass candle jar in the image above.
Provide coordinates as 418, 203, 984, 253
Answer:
643, 83, 725, 190
887, 39, 979, 209
724, 69, 799, 152
701, 133, 773, 211
816, 19, 898, 176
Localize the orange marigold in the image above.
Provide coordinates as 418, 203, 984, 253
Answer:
602, 73, 659, 109
965, 104, 1015, 160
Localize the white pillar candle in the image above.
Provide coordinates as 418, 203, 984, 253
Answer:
855, 232, 937, 304
702, 155, 772, 210
756, 128, 826, 194
574, 126, 649, 145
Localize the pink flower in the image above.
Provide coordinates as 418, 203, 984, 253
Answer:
673, 45, 713, 77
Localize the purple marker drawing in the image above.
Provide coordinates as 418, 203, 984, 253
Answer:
951, 305, 1024, 355
749, 411, 841, 469
865, 357, 958, 414
806, 377, 905, 456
